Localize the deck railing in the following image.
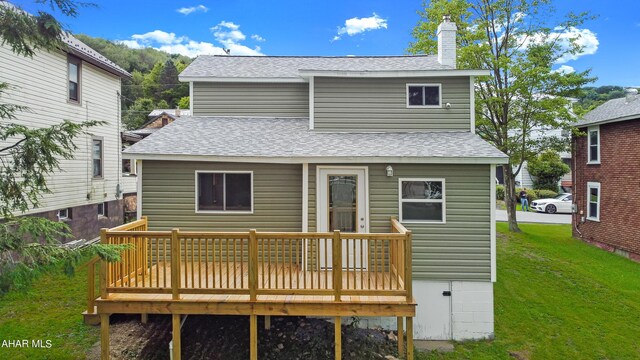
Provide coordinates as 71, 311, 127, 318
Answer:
91, 217, 412, 307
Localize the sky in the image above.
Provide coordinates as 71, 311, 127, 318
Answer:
12, 0, 640, 86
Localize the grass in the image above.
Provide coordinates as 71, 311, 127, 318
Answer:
1, 225, 639, 359
418, 223, 640, 360
0, 264, 99, 359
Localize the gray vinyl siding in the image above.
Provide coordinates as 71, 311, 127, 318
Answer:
313, 77, 471, 131
142, 161, 302, 231
308, 163, 491, 281
192, 82, 309, 117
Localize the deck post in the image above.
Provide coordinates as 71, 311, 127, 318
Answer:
141, 313, 148, 324
171, 229, 181, 300
250, 314, 258, 360
397, 316, 404, 356
100, 313, 110, 360
332, 230, 342, 302
404, 230, 413, 302
249, 229, 258, 302
100, 228, 109, 300
264, 315, 271, 329
334, 316, 342, 360
406, 316, 413, 360
172, 314, 181, 360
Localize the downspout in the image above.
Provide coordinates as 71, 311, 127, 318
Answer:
572, 133, 582, 237
169, 315, 188, 360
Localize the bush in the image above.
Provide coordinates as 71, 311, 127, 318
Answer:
496, 185, 505, 200
516, 188, 538, 203
535, 189, 559, 199
527, 150, 570, 192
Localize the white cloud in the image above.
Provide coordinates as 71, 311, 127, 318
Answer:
554, 65, 575, 74
519, 26, 598, 64
117, 22, 265, 57
251, 34, 265, 42
333, 13, 387, 41
176, 5, 208, 15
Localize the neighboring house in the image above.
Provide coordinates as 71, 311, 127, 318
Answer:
572, 88, 640, 262
123, 108, 190, 142
0, 33, 133, 241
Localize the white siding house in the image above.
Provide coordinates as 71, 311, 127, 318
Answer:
0, 34, 133, 240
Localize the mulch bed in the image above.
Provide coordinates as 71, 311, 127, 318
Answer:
88, 314, 401, 360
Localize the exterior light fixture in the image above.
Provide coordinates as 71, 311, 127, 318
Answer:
386, 165, 394, 177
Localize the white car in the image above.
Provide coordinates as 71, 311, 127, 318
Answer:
531, 193, 573, 214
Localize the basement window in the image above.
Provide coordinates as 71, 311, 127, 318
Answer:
58, 208, 72, 221
406, 84, 441, 108
399, 178, 446, 223
98, 202, 108, 217
196, 171, 253, 213
587, 182, 600, 221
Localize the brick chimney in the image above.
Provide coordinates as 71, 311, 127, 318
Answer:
437, 15, 457, 68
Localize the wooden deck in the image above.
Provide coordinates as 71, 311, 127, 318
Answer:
87, 217, 415, 360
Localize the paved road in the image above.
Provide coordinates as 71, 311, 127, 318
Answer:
496, 209, 571, 224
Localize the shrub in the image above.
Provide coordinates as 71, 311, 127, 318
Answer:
496, 185, 505, 200
516, 188, 538, 203
535, 189, 559, 199
527, 150, 570, 192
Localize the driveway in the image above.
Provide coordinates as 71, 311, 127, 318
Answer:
496, 209, 571, 224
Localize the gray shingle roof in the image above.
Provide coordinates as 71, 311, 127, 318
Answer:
180, 55, 450, 79
62, 33, 131, 78
575, 96, 640, 127
123, 117, 507, 163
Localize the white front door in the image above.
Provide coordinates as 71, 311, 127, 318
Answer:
317, 167, 368, 269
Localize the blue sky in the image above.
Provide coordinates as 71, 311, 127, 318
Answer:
12, 0, 640, 86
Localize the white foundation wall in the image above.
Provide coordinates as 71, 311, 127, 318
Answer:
413, 280, 494, 341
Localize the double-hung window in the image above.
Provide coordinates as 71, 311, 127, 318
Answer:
587, 126, 600, 164
586, 182, 600, 221
196, 171, 253, 213
92, 138, 103, 178
68, 56, 81, 102
406, 84, 441, 108
399, 178, 446, 223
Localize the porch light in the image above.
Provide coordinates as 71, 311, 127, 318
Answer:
386, 165, 394, 177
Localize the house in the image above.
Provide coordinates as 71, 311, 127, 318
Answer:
122, 108, 190, 143
0, 32, 134, 241
92, 17, 507, 360
572, 88, 640, 262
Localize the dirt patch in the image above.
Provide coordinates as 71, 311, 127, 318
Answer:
88, 315, 400, 360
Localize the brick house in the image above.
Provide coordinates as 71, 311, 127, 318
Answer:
572, 89, 640, 262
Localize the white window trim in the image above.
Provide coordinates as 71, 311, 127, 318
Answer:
587, 126, 600, 164
195, 170, 254, 214
406, 83, 442, 108
57, 208, 70, 221
586, 182, 600, 222
67, 55, 81, 104
97, 202, 107, 217
398, 178, 446, 224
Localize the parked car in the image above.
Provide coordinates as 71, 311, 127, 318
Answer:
531, 193, 573, 214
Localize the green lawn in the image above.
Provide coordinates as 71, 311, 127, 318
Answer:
0, 224, 639, 359
0, 264, 99, 359
418, 223, 640, 360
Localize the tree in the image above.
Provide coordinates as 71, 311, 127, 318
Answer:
178, 96, 190, 110
409, 0, 594, 232
158, 60, 179, 106
527, 150, 570, 192
122, 97, 155, 130
0, 1, 123, 292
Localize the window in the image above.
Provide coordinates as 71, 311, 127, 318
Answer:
68, 56, 81, 102
97, 202, 108, 217
586, 182, 600, 221
587, 126, 600, 164
406, 84, 441, 108
196, 171, 253, 213
57, 208, 71, 220
399, 179, 446, 223
92, 138, 103, 178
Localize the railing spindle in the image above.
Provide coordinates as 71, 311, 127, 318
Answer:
171, 228, 180, 300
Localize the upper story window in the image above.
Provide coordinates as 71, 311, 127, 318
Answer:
68, 56, 81, 102
92, 138, 103, 178
587, 182, 600, 221
587, 126, 600, 164
196, 171, 253, 213
406, 84, 441, 108
399, 178, 446, 223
